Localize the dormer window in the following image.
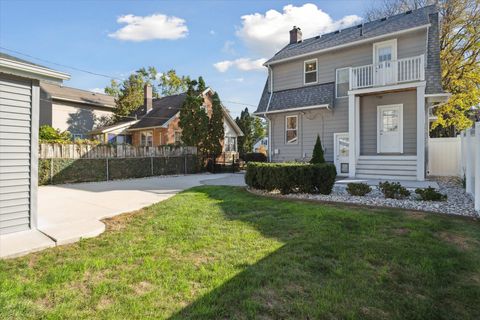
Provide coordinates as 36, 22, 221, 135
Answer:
304, 59, 317, 84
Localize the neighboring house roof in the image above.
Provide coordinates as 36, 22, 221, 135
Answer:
266, 5, 436, 65
88, 120, 139, 135
40, 82, 115, 108
0, 52, 70, 83
255, 82, 334, 114
128, 93, 187, 130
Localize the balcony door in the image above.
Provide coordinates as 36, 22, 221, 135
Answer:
373, 39, 397, 85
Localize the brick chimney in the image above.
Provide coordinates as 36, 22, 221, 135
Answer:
289, 26, 302, 44
144, 84, 152, 113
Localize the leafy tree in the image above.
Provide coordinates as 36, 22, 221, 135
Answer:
158, 69, 189, 96
252, 116, 266, 143
310, 135, 325, 164
179, 79, 209, 152
365, 0, 480, 136
197, 76, 206, 93
39, 125, 71, 142
205, 92, 225, 157
235, 108, 254, 154
105, 67, 158, 121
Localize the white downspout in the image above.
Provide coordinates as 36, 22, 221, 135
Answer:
265, 65, 274, 162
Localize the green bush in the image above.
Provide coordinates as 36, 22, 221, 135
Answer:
242, 152, 267, 163
108, 158, 151, 180
415, 187, 447, 201
39, 125, 71, 143
310, 135, 325, 164
346, 183, 372, 196
378, 181, 411, 199
245, 162, 336, 195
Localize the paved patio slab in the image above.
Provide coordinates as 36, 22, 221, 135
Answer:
0, 230, 55, 259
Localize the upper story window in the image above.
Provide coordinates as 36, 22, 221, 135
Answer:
141, 131, 153, 147
285, 115, 298, 144
304, 59, 317, 84
174, 131, 182, 144
336, 68, 350, 98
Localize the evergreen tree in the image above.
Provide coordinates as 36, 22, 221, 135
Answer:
179, 80, 208, 152
310, 135, 325, 164
205, 92, 225, 157
235, 108, 254, 154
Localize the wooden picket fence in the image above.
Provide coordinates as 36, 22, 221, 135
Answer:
39, 143, 197, 159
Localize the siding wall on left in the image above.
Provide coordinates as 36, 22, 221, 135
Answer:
0, 74, 35, 234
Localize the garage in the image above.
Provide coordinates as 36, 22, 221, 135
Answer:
0, 53, 69, 235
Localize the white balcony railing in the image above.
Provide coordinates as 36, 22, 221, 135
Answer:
349, 54, 424, 90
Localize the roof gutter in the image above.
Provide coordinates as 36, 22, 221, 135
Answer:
50, 95, 115, 109
0, 57, 70, 80
264, 24, 431, 66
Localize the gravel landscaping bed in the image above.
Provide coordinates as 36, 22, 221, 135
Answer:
250, 177, 477, 217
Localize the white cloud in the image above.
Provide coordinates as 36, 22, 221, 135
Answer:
226, 77, 245, 83
222, 40, 236, 54
90, 88, 105, 94
210, 30, 216, 35
236, 3, 362, 55
109, 13, 188, 41
213, 58, 267, 73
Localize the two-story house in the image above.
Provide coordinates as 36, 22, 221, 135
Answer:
255, 5, 448, 181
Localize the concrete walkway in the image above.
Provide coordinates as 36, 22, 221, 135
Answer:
1, 173, 244, 259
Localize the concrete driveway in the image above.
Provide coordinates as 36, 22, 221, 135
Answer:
1, 173, 245, 258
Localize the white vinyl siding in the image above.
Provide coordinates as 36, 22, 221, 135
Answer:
0, 75, 33, 234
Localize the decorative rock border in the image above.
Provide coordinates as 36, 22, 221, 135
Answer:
249, 177, 477, 218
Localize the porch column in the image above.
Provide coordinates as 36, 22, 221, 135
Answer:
348, 93, 356, 177
416, 84, 426, 181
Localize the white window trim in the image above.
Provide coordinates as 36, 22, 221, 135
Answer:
376, 104, 403, 154
285, 115, 299, 144
333, 132, 349, 177
303, 59, 318, 85
373, 39, 397, 65
335, 67, 350, 98
141, 130, 153, 147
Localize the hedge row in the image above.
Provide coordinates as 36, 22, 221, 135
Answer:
245, 162, 337, 194
39, 156, 199, 185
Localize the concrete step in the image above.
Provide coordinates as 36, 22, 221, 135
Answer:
356, 164, 417, 171
358, 155, 417, 160
357, 159, 417, 165
38, 220, 105, 246
356, 174, 418, 181
356, 169, 417, 176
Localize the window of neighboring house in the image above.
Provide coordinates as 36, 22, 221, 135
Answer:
72, 133, 85, 141
107, 134, 116, 144
336, 68, 350, 98
116, 135, 125, 144
304, 59, 317, 84
141, 131, 153, 147
174, 131, 182, 145
285, 115, 298, 144
224, 136, 237, 152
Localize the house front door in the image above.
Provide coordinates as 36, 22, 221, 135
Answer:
334, 133, 349, 176
377, 104, 403, 153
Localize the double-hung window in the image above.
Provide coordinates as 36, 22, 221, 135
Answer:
141, 131, 153, 147
336, 68, 350, 98
285, 115, 298, 144
174, 131, 182, 145
304, 59, 317, 84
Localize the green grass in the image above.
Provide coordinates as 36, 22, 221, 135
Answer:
1, 186, 480, 319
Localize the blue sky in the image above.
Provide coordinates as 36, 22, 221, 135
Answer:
0, 0, 372, 117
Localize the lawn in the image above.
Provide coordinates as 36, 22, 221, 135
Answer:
1, 186, 480, 319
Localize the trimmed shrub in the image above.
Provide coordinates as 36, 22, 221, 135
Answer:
346, 183, 372, 196
108, 158, 151, 180
245, 162, 336, 195
415, 187, 447, 201
51, 159, 106, 184
310, 135, 325, 164
243, 152, 267, 163
378, 181, 410, 199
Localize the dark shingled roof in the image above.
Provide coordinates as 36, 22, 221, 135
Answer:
40, 82, 115, 108
129, 93, 187, 129
266, 5, 437, 64
256, 82, 334, 114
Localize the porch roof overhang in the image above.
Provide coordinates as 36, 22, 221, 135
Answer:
347, 81, 426, 96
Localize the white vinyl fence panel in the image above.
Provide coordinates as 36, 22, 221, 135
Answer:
428, 137, 462, 176
461, 123, 479, 212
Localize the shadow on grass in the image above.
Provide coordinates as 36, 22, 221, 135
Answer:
169, 186, 480, 320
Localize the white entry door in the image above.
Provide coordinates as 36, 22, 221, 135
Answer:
377, 104, 403, 153
334, 133, 349, 176
374, 39, 397, 85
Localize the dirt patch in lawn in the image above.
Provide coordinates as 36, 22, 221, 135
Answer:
438, 232, 472, 250
132, 281, 153, 295
392, 228, 410, 236
103, 209, 146, 232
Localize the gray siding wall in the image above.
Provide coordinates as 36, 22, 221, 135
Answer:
269, 98, 348, 162
272, 30, 427, 92
360, 90, 417, 155
0, 74, 33, 234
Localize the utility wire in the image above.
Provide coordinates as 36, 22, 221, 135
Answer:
0, 46, 124, 81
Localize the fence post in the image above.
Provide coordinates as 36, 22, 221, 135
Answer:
151, 156, 154, 176
50, 158, 53, 184
465, 128, 474, 195
184, 154, 187, 175
106, 158, 109, 181
475, 122, 480, 212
